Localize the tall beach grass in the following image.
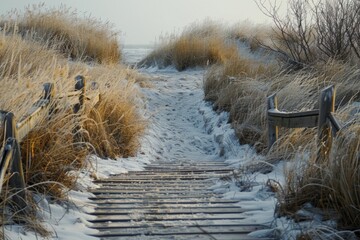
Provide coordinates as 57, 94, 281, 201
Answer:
139, 21, 239, 71
202, 0, 360, 234
0, 6, 145, 233
0, 4, 121, 64
140, 3, 360, 233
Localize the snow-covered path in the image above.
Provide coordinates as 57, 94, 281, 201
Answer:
140, 68, 220, 162
87, 66, 277, 239
5, 49, 281, 240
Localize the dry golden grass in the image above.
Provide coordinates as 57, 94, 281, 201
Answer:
203, 21, 360, 233
204, 29, 360, 232
83, 65, 146, 159
227, 22, 273, 52
193, 9, 360, 235
21, 109, 88, 198
0, 33, 67, 117
278, 116, 360, 232
205, 56, 360, 152
1, 4, 121, 64
19, 70, 145, 198
0, 5, 145, 224
327, 123, 360, 229
140, 21, 238, 71
204, 53, 278, 151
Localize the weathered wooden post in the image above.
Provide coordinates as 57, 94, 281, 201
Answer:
73, 75, 86, 143
2, 112, 28, 217
74, 75, 86, 113
317, 85, 335, 162
43, 83, 54, 101
267, 93, 279, 150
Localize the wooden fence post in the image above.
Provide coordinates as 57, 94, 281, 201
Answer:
317, 85, 335, 162
42, 83, 54, 100
3, 112, 28, 217
73, 75, 86, 144
74, 75, 86, 113
267, 93, 279, 150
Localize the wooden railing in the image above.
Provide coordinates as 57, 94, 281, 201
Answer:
0, 75, 100, 219
267, 85, 343, 160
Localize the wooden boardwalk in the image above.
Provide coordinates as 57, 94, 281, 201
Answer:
88, 160, 274, 240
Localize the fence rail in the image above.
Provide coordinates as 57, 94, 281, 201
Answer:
267, 85, 343, 160
0, 75, 100, 219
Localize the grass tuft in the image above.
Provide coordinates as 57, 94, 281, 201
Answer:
0, 5, 146, 233
1, 4, 121, 64
140, 21, 238, 71
201, 17, 360, 233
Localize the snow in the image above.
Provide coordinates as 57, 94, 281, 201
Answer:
5, 46, 288, 239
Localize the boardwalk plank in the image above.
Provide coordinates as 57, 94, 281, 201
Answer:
89, 219, 265, 229
91, 207, 249, 215
88, 161, 273, 239
93, 179, 213, 184
89, 213, 248, 223
90, 189, 212, 195
94, 203, 242, 209
90, 194, 219, 200
91, 199, 240, 205
98, 233, 272, 240
91, 225, 266, 236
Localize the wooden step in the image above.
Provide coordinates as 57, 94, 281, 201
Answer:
92, 199, 240, 205
90, 189, 213, 195
90, 193, 219, 200
94, 182, 211, 187
96, 234, 273, 240
94, 203, 243, 210
88, 160, 273, 239
91, 225, 267, 237
90, 186, 209, 191
105, 176, 220, 180
89, 213, 248, 223
94, 179, 214, 184
143, 167, 232, 171
89, 219, 264, 229
112, 172, 231, 177
90, 207, 249, 215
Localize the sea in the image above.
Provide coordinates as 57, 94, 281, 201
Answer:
122, 44, 153, 66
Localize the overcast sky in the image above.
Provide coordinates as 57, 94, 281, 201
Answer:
0, 0, 284, 45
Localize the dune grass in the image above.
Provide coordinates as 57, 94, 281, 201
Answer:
0, 4, 121, 64
0, 6, 145, 232
279, 117, 360, 234
200, 16, 360, 236
139, 21, 238, 71
139, 7, 360, 232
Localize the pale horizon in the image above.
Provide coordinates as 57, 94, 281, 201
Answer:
0, 0, 286, 45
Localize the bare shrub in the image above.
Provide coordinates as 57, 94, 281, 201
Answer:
256, 0, 360, 65
256, 0, 316, 65
314, 0, 360, 60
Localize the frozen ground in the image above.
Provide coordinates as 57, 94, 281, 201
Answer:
5, 46, 290, 239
